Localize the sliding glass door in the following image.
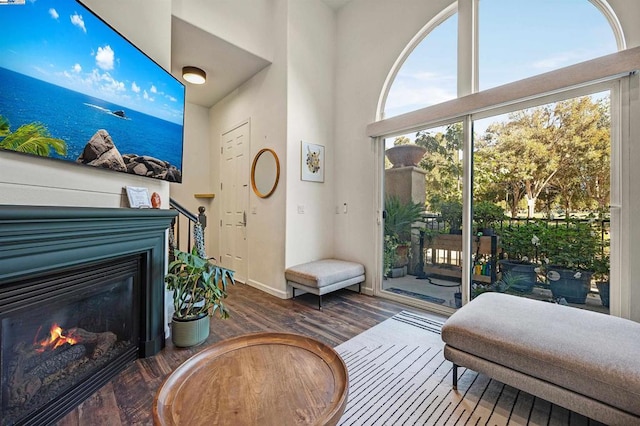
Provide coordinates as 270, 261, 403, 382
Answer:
471, 90, 612, 313
382, 122, 465, 311
379, 81, 616, 315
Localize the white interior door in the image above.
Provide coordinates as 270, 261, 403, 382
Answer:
220, 122, 249, 283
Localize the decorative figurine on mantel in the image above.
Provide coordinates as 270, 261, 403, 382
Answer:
151, 192, 161, 209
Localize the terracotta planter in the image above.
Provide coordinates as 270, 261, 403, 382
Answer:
394, 244, 410, 268
385, 145, 427, 168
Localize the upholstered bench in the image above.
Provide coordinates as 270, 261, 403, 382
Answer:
285, 259, 364, 309
441, 292, 640, 425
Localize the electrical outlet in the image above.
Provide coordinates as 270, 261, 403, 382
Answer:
251, 207, 257, 214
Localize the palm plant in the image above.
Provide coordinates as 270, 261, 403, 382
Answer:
0, 115, 9, 137
384, 196, 424, 243
0, 115, 66, 157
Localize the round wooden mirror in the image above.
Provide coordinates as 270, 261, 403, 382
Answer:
251, 148, 280, 198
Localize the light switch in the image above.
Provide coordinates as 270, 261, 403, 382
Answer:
297, 205, 305, 214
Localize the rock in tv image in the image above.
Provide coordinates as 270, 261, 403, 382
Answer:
0, 0, 185, 182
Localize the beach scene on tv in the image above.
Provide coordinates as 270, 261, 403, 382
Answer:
0, 0, 185, 182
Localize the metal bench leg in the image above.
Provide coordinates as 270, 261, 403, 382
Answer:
358, 283, 361, 294
452, 364, 458, 389
318, 295, 323, 310
292, 287, 296, 299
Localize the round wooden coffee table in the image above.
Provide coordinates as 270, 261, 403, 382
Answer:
153, 332, 349, 426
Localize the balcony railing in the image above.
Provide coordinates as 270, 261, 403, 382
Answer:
410, 215, 610, 283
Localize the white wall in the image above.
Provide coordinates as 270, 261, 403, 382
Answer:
0, 0, 172, 208
170, 102, 212, 253
172, 0, 275, 61
333, 0, 453, 292
608, 0, 640, 48
208, 0, 288, 298
285, 0, 336, 268
204, 0, 335, 298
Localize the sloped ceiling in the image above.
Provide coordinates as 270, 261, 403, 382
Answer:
170, 16, 271, 108
171, 0, 351, 108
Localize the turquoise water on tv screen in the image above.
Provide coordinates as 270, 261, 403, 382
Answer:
0, 67, 183, 170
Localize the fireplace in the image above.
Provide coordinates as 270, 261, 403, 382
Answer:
0, 205, 176, 425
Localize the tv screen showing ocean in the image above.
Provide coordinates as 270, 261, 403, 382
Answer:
0, 67, 184, 171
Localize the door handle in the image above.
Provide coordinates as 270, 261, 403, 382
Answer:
238, 211, 247, 227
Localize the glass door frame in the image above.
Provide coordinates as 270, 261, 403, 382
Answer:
375, 77, 624, 315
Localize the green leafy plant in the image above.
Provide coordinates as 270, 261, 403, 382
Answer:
538, 221, 599, 271
434, 199, 462, 232
0, 115, 67, 157
471, 272, 522, 298
383, 235, 398, 277
592, 254, 610, 282
499, 221, 545, 263
473, 201, 505, 232
384, 196, 424, 243
165, 247, 235, 320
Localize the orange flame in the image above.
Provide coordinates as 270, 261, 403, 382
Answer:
36, 323, 78, 352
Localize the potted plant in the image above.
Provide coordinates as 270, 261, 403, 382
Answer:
384, 196, 424, 273
593, 254, 610, 307
165, 247, 235, 347
473, 201, 505, 236
385, 144, 427, 168
382, 235, 399, 278
498, 221, 544, 293
538, 221, 599, 304
471, 272, 523, 298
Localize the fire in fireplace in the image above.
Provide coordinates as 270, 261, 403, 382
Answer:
1, 256, 140, 426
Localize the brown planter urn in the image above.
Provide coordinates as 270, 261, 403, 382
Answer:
385, 145, 427, 168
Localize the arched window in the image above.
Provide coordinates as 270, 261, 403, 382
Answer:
379, 0, 625, 314
384, 0, 620, 117
479, 0, 619, 90
383, 12, 457, 118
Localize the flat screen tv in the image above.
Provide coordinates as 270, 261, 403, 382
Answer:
0, 0, 185, 183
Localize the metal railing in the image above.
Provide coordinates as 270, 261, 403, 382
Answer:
422, 215, 610, 256
169, 198, 207, 256
409, 214, 610, 281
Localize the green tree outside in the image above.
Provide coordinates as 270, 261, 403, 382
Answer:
474, 96, 609, 218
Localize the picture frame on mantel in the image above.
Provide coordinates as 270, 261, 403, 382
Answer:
301, 141, 324, 183
125, 186, 152, 208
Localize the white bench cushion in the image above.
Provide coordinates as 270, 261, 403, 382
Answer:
285, 259, 364, 289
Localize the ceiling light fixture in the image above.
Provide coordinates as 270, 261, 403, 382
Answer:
182, 66, 206, 85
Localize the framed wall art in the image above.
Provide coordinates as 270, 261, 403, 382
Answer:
301, 141, 324, 182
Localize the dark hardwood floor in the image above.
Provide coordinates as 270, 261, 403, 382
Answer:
58, 283, 432, 425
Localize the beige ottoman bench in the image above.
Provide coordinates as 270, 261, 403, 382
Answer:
441, 292, 640, 425
285, 259, 364, 309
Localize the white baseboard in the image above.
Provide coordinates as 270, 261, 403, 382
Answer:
245, 279, 288, 299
